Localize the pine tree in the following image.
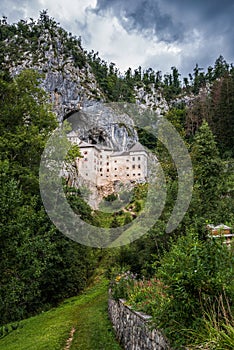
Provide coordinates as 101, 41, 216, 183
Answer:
191, 120, 223, 211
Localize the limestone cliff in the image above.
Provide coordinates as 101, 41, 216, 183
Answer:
1, 18, 104, 121
66, 103, 138, 151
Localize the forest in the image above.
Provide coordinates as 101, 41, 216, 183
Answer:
0, 12, 233, 349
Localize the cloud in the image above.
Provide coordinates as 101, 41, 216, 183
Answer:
0, 0, 38, 22
1, 0, 234, 78
92, 0, 234, 75
94, 0, 185, 43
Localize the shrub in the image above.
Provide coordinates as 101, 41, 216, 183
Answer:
114, 232, 234, 348
150, 231, 234, 346
110, 271, 137, 300
127, 278, 170, 316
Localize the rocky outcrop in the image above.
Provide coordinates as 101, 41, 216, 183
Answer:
67, 103, 138, 151
2, 26, 104, 121
134, 83, 169, 115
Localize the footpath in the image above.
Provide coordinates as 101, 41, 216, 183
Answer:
0, 279, 122, 350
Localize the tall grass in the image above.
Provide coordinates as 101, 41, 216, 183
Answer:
188, 294, 234, 349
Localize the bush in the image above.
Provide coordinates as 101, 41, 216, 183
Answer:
126, 278, 170, 316
151, 231, 234, 346
110, 271, 137, 300
115, 232, 234, 348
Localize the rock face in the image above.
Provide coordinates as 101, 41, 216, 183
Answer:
66, 103, 138, 151
2, 24, 104, 121
134, 83, 169, 115
2, 16, 171, 122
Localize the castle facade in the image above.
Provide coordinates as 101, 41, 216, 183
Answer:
68, 132, 148, 186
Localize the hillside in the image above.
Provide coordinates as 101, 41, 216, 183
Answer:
0, 279, 122, 350
0, 11, 233, 350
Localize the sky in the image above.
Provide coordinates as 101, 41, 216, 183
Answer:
1, 0, 234, 78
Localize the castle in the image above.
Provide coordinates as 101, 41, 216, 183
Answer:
68, 132, 148, 186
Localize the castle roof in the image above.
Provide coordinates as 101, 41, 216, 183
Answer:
129, 142, 147, 153
110, 151, 130, 157
79, 140, 94, 148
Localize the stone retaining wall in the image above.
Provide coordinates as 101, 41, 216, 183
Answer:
108, 297, 170, 350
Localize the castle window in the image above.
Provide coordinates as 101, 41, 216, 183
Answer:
126, 167, 129, 170
100, 174, 103, 176
115, 175, 117, 177
84, 151, 88, 155
115, 168, 117, 170
132, 157, 135, 161
138, 173, 141, 176
100, 168, 102, 172
107, 162, 109, 166
132, 165, 135, 169
133, 174, 135, 176
114, 160, 117, 163
138, 157, 141, 160
107, 168, 110, 172
126, 159, 129, 162
127, 174, 129, 177
138, 164, 141, 168
84, 158, 88, 161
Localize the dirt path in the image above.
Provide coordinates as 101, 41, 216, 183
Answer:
69, 282, 122, 350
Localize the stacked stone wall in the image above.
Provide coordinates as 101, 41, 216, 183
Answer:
108, 297, 171, 350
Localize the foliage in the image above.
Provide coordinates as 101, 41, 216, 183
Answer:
0, 11, 86, 72
153, 232, 233, 346
126, 278, 169, 316
191, 120, 223, 205
0, 70, 98, 326
0, 69, 57, 195
186, 62, 234, 157
114, 232, 234, 347
111, 271, 137, 300
188, 308, 234, 350
104, 193, 118, 202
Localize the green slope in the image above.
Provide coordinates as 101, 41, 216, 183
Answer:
0, 279, 122, 350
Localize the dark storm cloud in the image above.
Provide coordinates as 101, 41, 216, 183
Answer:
93, 0, 185, 42
95, 0, 234, 40
94, 0, 234, 46
94, 0, 234, 75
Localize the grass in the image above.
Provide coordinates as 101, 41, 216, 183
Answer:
187, 312, 234, 350
0, 278, 122, 350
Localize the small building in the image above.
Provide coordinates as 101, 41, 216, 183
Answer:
207, 224, 233, 247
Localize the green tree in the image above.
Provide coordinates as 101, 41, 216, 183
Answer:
0, 68, 98, 325
0, 69, 57, 195
190, 120, 223, 221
